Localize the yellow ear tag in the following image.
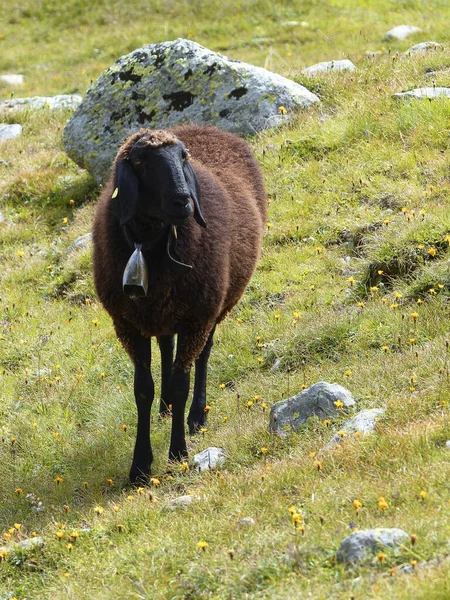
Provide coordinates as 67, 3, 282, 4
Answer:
112, 188, 119, 199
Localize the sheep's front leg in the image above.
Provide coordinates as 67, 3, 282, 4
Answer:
129, 332, 154, 484
187, 326, 215, 434
158, 334, 174, 417
168, 326, 213, 462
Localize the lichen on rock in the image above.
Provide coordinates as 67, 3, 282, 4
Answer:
63, 38, 319, 184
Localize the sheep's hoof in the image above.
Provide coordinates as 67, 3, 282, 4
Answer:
188, 417, 207, 436
129, 465, 150, 485
158, 408, 172, 419
168, 447, 188, 463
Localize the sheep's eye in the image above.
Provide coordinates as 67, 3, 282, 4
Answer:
181, 149, 188, 160
134, 159, 141, 165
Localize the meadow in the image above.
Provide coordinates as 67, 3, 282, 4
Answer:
1, 0, 450, 598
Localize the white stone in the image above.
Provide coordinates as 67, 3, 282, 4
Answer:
193, 447, 225, 471
164, 495, 197, 510
0, 94, 82, 112
16, 537, 44, 551
406, 41, 443, 54
0, 74, 24, 85
63, 39, 319, 184
393, 87, 450, 100
65, 232, 93, 255
337, 528, 409, 563
445, 440, 450, 450
0, 123, 22, 141
328, 408, 385, 446
238, 517, 256, 526
385, 25, 421, 41
302, 60, 356, 76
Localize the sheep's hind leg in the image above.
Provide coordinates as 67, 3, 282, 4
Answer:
158, 335, 174, 417
187, 326, 215, 435
129, 331, 154, 484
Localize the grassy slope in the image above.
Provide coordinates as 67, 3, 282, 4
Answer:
1, 0, 450, 598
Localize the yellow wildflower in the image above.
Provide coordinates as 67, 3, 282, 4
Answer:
196, 540, 209, 550
378, 496, 389, 510
353, 499, 362, 511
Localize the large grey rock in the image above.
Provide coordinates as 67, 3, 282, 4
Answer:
0, 94, 82, 113
269, 381, 356, 435
385, 25, 421, 41
393, 87, 450, 100
406, 41, 443, 54
337, 528, 409, 563
302, 60, 356, 76
0, 124, 22, 141
193, 447, 225, 471
328, 408, 385, 446
0, 74, 24, 85
63, 38, 320, 184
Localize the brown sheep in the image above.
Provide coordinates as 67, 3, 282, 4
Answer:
93, 124, 266, 482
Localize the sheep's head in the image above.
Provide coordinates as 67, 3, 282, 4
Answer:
112, 129, 206, 229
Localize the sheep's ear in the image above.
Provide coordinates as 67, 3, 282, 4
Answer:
183, 160, 206, 228
111, 158, 140, 226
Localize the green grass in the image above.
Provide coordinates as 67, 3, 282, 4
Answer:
2, 0, 450, 598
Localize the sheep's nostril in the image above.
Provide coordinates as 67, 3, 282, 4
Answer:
172, 196, 192, 209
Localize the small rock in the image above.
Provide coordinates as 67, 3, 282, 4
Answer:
445, 440, 450, 450
393, 87, 450, 100
424, 69, 450, 79
406, 41, 443, 54
238, 517, 256, 526
337, 528, 409, 563
65, 232, 93, 256
164, 495, 196, 510
16, 537, 45, 552
0, 94, 82, 113
0, 123, 22, 141
269, 381, 356, 435
271, 358, 282, 372
328, 408, 385, 446
0, 74, 24, 85
193, 447, 225, 471
385, 25, 421, 41
302, 60, 356, 76
36, 368, 51, 377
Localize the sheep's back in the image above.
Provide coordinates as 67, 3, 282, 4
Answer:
173, 124, 267, 317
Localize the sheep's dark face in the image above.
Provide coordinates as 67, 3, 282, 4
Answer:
130, 138, 193, 225
113, 132, 206, 229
